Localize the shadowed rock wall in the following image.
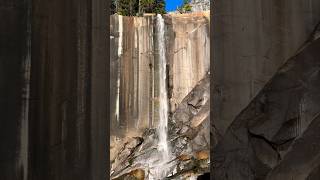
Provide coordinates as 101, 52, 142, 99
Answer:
29, 1, 91, 179
213, 0, 320, 135
212, 37, 320, 180
0, 1, 30, 179
212, 0, 320, 179
0, 0, 108, 179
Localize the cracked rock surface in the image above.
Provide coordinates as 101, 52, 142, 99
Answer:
111, 74, 211, 180
190, 0, 210, 12
110, 12, 210, 137
212, 38, 320, 180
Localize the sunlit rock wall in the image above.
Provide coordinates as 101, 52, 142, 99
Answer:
110, 12, 210, 137
110, 15, 155, 136
165, 13, 210, 113
190, 0, 210, 12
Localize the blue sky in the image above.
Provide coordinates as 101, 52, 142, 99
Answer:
165, 0, 184, 12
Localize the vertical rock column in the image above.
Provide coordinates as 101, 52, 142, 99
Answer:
29, 0, 108, 179
110, 15, 156, 135
0, 1, 31, 179
110, 15, 120, 136
136, 15, 155, 130
119, 16, 135, 132
0, 0, 108, 179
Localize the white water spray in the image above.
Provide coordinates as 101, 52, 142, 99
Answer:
155, 14, 170, 178
115, 15, 123, 124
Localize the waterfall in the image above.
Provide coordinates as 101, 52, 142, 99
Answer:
129, 14, 171, 180
155, 14, 170, 178
115, 15, 122, 124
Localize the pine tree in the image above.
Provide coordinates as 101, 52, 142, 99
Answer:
178, 0, 192, 13
112, 0, 166, 16
110, 0, 117, 14
140, 0, 155, 13
139, 0, 166, 14
117, 0, 139, 16
154, 0, 166, 14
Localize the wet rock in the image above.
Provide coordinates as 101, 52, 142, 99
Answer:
114, 169, 145, 180
177, 154, 192, 161
111, 137, 144, 177
195, 151, 209, 160
111, 75, 211, 179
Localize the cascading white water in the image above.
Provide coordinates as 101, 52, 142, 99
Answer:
128, 15, 171, 180
154, 14, 171, 179
157, 14, 169, 161
112, 14, 172, 180
115, 15, 122, 124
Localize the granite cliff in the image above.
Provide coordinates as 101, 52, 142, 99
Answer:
110, 12, 210, 179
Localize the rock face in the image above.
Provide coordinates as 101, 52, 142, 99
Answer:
110, 12, 210, 179
111, 74, 210, 179
110, 15, 155, 137
29, 0, 108, 179
212, 2, 320, 179
0, 1, 30, 179
110, 12, 210, 137
190, 0, 210, 12
212, 37, 320, 180
0, 0, 109, 179
213, 0, 320, 135
212, 1, 320, 179
166, 13, 210, 113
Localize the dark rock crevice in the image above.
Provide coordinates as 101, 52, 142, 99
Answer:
212, 36, 320, 179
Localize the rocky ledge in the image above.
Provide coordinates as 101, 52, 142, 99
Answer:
111, 73, 211, 180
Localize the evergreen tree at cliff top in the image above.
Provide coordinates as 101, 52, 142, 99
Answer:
155, 0, 166, 14
178, 0, 192, 13
140, 0, 166, 14
117, 0, 139, 16
110, 0, 117, 14
110, 0, 166, 16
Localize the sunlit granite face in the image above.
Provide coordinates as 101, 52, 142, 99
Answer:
190, 0, 210, 12
109, 12, 210, 179
110, 12, 210, 137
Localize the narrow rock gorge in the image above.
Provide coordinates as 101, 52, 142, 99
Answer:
110, 12, 210, 179
3, 0, 320, 180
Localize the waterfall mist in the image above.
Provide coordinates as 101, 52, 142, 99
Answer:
154, 13, 171, 178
